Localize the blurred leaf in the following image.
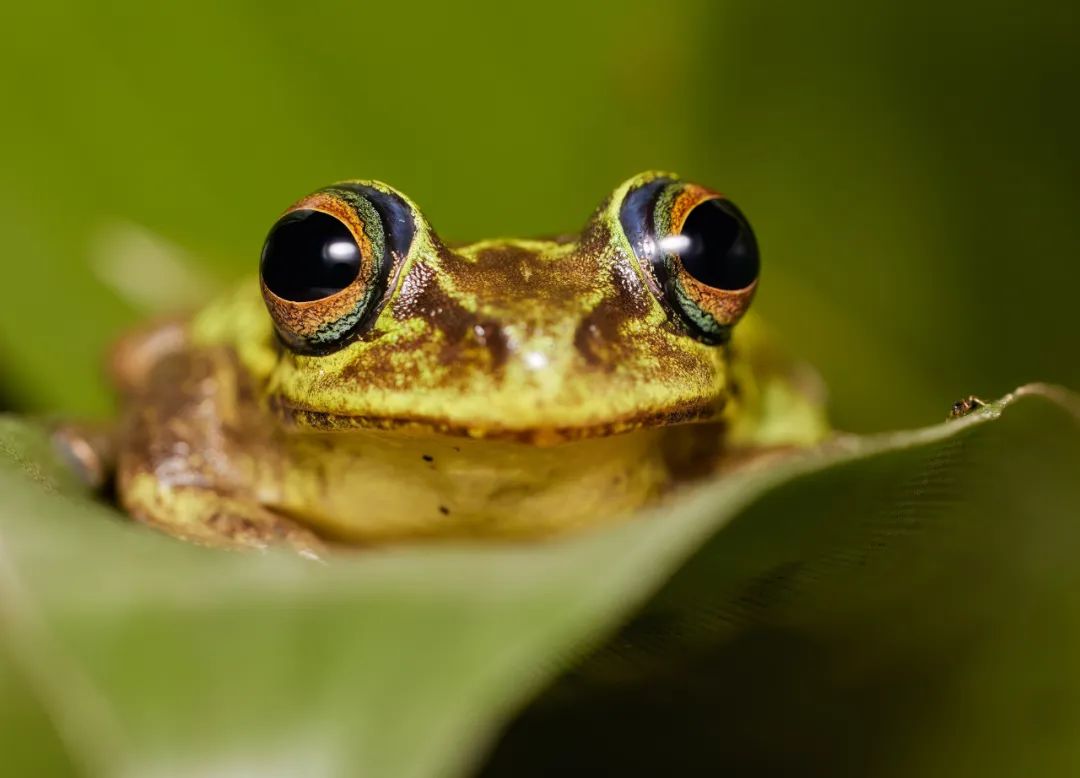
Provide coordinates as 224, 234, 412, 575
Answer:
0, 386, 1077, 777
487, 385, 1080, 777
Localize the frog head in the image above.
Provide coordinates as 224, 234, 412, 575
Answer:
251, 172, 760, 442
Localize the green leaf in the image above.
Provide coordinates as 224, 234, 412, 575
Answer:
1, 385, 1077, 777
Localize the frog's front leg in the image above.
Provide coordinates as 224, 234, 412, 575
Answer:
115, 344, 324, 557
52, 319, 194, 493
120, 476, 324, 557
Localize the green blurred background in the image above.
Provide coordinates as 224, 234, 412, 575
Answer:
1, 1, 1076, 431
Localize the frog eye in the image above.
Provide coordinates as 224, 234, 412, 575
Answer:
260, 184, 413, 354
619, 177, 759, 343
261, 211, 362, 303
675, 198, 759, 293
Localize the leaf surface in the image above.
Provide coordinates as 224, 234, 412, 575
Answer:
0, 385, 1077, 777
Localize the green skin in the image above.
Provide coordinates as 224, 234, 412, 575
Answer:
90, 172, 827, 556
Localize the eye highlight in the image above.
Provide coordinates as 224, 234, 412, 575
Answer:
259, 184, 413, 355
619, 176, 759, 343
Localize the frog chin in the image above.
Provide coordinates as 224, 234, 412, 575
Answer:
271, 420, 729, 543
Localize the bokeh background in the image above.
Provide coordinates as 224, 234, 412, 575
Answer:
0, 1, 1076, 430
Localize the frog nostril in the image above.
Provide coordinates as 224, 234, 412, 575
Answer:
441, 320, 510, 371
471, 322, 497, 345
471, 322, 509, 368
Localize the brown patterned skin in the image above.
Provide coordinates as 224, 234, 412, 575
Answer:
86, 172, 827, 554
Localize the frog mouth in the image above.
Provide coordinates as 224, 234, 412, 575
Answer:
269, 399, 721, 446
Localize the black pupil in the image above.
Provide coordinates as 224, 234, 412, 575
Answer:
676, 199, 759, 290
260, 210, 362, 302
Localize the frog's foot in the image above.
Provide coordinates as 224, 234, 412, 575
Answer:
948, 395, 988, 420
120, 477, 325, 559
51, 421, 117, 492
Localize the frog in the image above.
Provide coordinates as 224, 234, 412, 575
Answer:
57, 172, 827, 557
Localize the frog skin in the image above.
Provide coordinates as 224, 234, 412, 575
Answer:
71, 172, 827, 556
